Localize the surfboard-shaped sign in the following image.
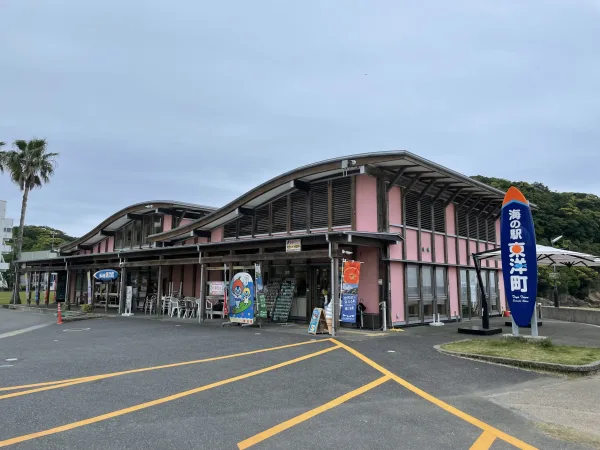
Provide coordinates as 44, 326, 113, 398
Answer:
93, 269, 119, 282
500, 187, 537, 327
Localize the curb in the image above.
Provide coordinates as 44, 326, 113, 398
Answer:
434, 343, 600, 375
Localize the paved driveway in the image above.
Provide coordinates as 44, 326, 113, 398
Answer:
0, 312, 595, 449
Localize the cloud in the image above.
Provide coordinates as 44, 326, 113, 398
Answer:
0, 0, 598, 236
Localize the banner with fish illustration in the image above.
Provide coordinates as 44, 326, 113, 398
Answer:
228, 272, 255, 324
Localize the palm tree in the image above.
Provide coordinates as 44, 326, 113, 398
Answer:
2, 139, 58, 304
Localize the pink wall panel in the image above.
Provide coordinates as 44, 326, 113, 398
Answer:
183, 265, 195, 297
171, 266, 182, 294
184, 239, 195, 245
406, 229, 418, 261
390, 262, 404, 323
469, 241, 478, 266
446, 203, 456, 235
356, 247, 379, 313
211, 227, 223, 242
495, 218, 500, 244
389, 225, 403, 259
448, 267, 459, 319
197, 237, 208, 244
107, 236, 114, 253
458, 239, 467, 265
180, 218, 193, 227
355, 175, 378, 232
498, 268, 506, 311
421, 232, 432, 262
434, 235, 445, 263
163, 215, 173, 232
447, 237, 457, 264
388, 186, 401, 225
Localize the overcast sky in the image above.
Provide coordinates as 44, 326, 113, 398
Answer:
1, 0, 599, 237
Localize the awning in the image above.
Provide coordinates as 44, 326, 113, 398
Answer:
474, 244, 600, 267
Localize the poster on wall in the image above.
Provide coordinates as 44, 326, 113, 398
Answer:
340, 261, 361, 323
208, 282, 225, 296
500, 186, 537, 327
228, 272, 255, 324
87, 271, 92, 304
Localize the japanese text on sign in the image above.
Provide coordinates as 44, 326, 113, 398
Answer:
507, 209, 528, 295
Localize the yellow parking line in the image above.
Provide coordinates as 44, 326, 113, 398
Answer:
0, 346, 340, 448
237, 375, 390, 449
331, 339, 538, 450
0, 339, 330, 397
470, 431, 497, 450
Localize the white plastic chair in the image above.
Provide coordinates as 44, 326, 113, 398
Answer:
182, 297, 196, 318
205, 300, 225, 319
144, 295, 157, 314
169, 298, 182, 318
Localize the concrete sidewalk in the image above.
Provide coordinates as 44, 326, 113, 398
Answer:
489, 375, 600, 447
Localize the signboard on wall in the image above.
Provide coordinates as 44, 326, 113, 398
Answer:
286, 239, 301, 252
340, 261, 362, 323
208, 281, 225, 296
93, 269, 119, 282
500, 186, 537, 327
228, 272, 255, 324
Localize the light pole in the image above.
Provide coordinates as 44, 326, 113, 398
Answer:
551, 235, 563, 308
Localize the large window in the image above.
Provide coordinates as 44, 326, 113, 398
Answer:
113, 213, 163, 250
407, 265, 419, 321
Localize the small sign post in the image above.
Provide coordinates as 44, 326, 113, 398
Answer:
308, 308, 328, 335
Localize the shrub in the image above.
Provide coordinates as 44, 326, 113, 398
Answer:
80, 304, 93, 314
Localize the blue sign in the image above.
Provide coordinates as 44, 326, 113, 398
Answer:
229, 272, 255, 324
340, 282, 359, 323
93, 269, 119, 282
308, 308, 323, 334
500, 187, 537, 327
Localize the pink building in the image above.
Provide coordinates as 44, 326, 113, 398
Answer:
21, 152, 506, 328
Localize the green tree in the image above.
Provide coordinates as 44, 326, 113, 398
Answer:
0, 139, 58, 303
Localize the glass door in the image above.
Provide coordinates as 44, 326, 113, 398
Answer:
422, 266, 434, 321
435, 267, 448, 319
406, 265, 420, 323
312, 266, 330, 310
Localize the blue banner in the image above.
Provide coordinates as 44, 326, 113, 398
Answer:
500, 187, 538, 327
341, 282, 358, 323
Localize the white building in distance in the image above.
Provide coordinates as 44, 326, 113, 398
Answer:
0, 200, 14, 289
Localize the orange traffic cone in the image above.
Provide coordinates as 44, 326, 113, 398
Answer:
57, 302, 63, 325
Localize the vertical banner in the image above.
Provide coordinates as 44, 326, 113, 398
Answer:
340, 260, 361, 323
500, 186, 538, 327
87, 271, 92, 304
255, 263, 267, 319
229, 272, 254, 324
44, 274, 50, 304
35, 273, 40, 305
25, 273, 30, 300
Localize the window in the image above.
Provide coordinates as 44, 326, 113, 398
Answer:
489, 271, 499, 311
433, 200, 446, 233
115, 228, 124, 249
255, 205, 269, 235
310, 182, 328, 229
421, 266, 433, 299
238, 215, 253, 237
487, 218, 496, 243
457, 207, 468, 237
290, 191, 308, 231
435, 267, 446, 296
172, 215, 182, 229
153, 215, 163, 235
460, 269, 468, 318
143, 215, 153, 244
407, 265, 419, 298
331, 177, 352, 227
405, 192, 419, 228
468, 210, 479, 240
223, 220, 237, 239
272, 197, 288, 233
132, 220, 142, 247
124, 223, 132, 248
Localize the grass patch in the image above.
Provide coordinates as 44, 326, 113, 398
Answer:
0, 291, 27, 305
441, 338, 600, 366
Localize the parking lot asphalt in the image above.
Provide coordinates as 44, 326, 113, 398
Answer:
0, 312, 596, 450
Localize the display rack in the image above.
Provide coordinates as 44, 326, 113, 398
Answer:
272, 278, 295, 323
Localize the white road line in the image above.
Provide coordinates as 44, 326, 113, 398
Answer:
0, 323, 52, 339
